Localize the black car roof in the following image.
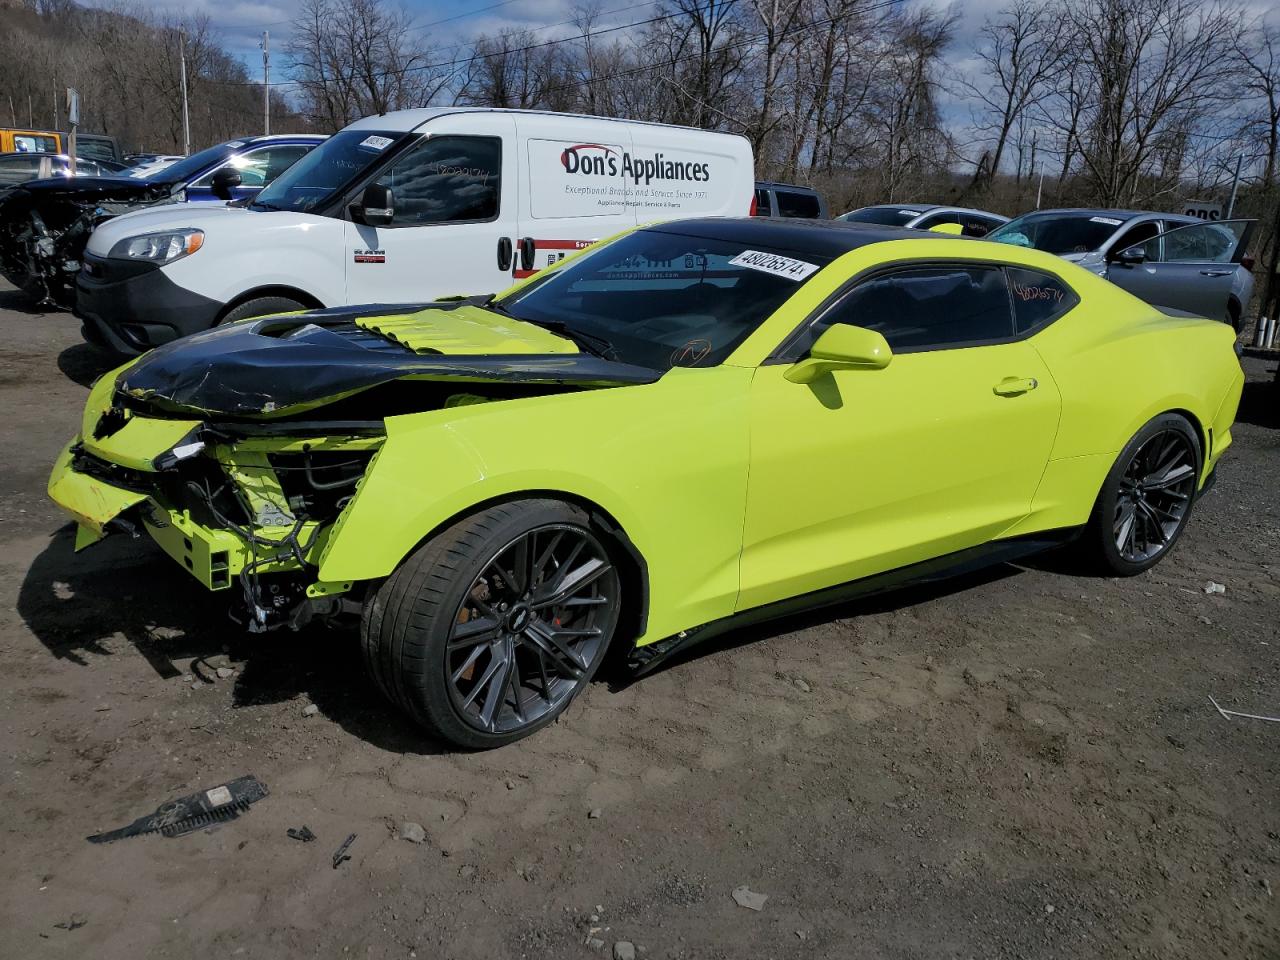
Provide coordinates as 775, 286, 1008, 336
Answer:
647, 216, 957, 258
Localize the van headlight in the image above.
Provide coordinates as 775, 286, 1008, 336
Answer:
108, 229, 205, 264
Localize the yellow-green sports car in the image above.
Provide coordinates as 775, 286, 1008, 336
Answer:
49, 218, 1244, 748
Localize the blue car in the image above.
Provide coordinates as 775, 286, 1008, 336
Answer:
0, 134, 326, 306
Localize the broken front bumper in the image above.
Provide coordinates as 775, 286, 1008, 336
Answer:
48, 385, 381, 628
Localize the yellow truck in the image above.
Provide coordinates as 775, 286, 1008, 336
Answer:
0, 128, 63, 154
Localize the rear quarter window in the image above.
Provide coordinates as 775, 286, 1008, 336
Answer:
775, 190, 821, 218
1007, 267, 1079, 333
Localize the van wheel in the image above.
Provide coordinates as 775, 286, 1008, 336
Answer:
219, 296, 307, 324
361, 500, 622, 749
1078, 413, 1201, 576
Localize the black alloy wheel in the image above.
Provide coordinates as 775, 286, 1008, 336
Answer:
361, 500, 623, 749
446, 524, 617, 735
1112, 428, 1197, 563
1080, 412, 1202, 576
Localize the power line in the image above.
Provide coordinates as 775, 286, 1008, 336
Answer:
200, 0, 733, 87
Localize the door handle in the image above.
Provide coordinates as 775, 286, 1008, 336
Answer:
993, 377, 1038, 396
1199, 269, 1231, 277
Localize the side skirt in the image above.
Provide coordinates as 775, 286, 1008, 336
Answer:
626, 530, 1079, 677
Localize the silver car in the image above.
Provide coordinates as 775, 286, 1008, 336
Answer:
988, 209, 1256, 330
835, 203, 1010, 237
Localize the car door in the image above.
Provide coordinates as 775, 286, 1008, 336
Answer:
344, 114, 518, 304
1105, 220, 1254, 321
737, 263, 1061, 612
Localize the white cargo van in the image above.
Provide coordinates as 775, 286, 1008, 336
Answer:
76, 108, 754, 353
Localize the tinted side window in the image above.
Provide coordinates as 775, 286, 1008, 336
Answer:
811, 266, 1014, 351
1111, 220, 1160, 254
962, 216, 1001, 237
1007, 267, 1078, 333
375, 135, 501, 226
915, 211, 958, 230
775, 190, 821, 218
754, 188, 772, 216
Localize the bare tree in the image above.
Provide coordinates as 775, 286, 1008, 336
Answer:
289, 0, 455, 132
963, 0, 1068, 187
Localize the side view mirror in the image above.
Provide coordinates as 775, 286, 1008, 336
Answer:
209, 167, 242, 201
927, 222, 963, 235
785, 323, 892, 384
1109, 244, 1146, 266
352, 183, 394, 227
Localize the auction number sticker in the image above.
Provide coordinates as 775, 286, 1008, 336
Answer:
1089, 216, 1123, 226
729, 250, 819, 281
360, 135, 394, 150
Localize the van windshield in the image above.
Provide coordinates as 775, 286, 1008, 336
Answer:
250, 130, 406, 213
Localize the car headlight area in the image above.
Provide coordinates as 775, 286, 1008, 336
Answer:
108, 228, 205, 265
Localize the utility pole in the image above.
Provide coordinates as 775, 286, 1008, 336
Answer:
7, 95, 14, 126
27, 93, 32, 126
179, 26, 191, 156
261, 30, 270, 135
52, 85, 59, 129
1225, 153, 1244, 218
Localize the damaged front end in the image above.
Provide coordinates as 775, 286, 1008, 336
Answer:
48, 302, 660, 631
0, 179, 175, 307
51, 390, 383, 632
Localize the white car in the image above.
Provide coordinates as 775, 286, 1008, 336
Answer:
123, 156, 185, 179
77, 108, 755, 353
835, 203, 1009, 237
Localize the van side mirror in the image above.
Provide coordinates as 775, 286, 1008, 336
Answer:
352, 183, 394, 227
785, 323, 892, 384
1109, 244, 1146, 266
210, 168, 241, 201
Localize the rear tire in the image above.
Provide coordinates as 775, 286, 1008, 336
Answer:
219, 296, 307, 325
1078, 413, 1202, 576
361, 499, 622, 749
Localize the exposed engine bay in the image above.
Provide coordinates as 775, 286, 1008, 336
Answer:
0, 180, 176, 307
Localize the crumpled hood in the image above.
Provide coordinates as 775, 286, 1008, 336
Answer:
13, 176, 175, 204
116, 302, 661, 418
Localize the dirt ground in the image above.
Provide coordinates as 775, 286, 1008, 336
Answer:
0, 281, 1276, 960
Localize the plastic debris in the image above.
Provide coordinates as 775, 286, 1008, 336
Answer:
332, 833, 357, 869
87, 775, 268, 843
731, 885, 768, 911
287, 825, 316, 842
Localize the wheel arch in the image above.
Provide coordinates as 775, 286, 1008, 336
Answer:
215, 284, 324, 322
338, 488, 651, 647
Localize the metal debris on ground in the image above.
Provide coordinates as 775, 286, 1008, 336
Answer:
1208, 695, 1280, 724
287, 825, 316, 842
53, 914, 87, 931
731, 885, 768, 911
86, 775, 269, 844
332, 833, 357, 869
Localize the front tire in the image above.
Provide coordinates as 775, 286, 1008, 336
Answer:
361, 500, 622, 749
1079, 413, 1202, 576
219, 296, 306, 325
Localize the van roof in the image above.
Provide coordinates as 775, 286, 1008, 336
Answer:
345, 107, 749, 140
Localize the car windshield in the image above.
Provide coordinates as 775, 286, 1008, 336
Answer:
837, 206, 922, 226
499, 229, 831, 370
989, 213, 1127, 255
149, 142, 241, 184
250, 130, 405, 212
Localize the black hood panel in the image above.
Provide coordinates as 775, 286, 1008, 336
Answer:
17, 176, 173, 202
116, 305, 662, 418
